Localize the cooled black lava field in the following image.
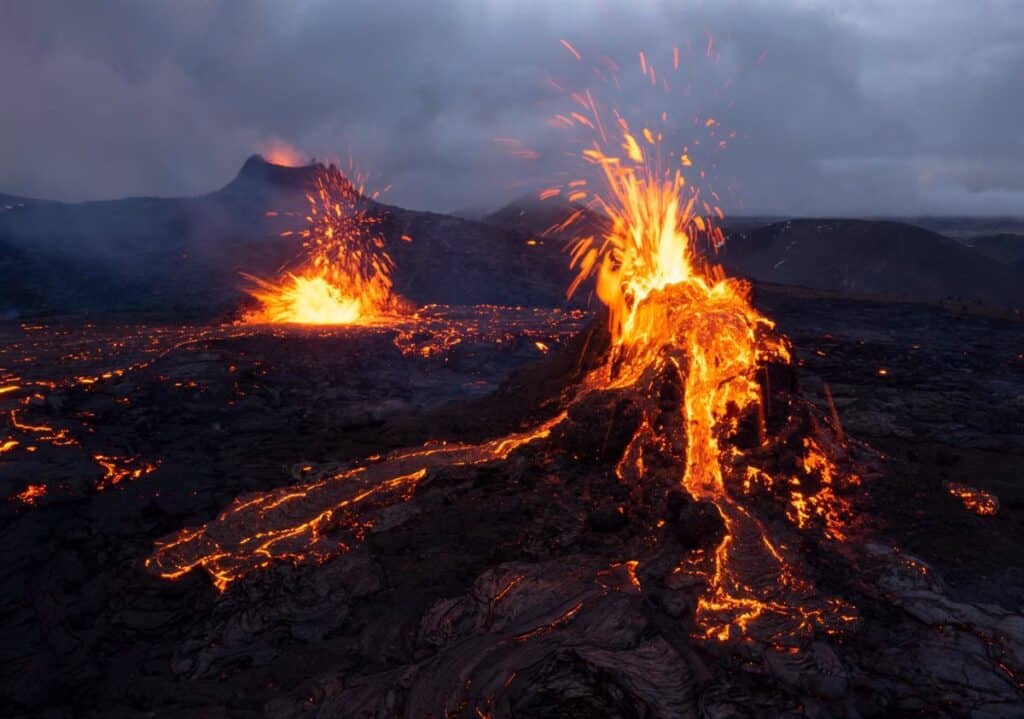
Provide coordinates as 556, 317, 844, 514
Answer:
2, 288, 1022, 718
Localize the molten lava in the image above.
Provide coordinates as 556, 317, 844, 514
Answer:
146, 415, 564, 591
243, 165, 399, 325
945, 481, 999, 516
150, 44, 861, 646
546, 48, 859, 642
11, 483, 46, 506
244, 273, 365, 325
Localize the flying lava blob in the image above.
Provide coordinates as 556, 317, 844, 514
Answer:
242, 163, 402, 325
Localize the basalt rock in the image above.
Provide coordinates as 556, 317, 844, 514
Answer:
666, 490, 726, 550
1, 291, 1022, 717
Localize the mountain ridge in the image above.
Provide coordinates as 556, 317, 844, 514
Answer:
0, 156, 576, 317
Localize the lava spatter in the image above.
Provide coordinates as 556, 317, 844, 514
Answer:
242, 163, 404, 326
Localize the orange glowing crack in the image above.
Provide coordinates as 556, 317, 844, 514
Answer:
598, 560, 642, 593
93, 454, 159, 490
9, 409, 78, 447
555, 51, 859, 643
11, 483, 46, 505
513, 601, 584, 642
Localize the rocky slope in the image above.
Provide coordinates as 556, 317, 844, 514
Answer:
0, 157, 576, 317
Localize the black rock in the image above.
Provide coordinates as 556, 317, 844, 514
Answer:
588, 505, 628, 533
563, 390, 642, 464
665, 490, 725, 550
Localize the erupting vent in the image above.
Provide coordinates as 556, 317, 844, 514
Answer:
149, 46, 865, 646
243, 165, 400, 325
537, 47, 861, 641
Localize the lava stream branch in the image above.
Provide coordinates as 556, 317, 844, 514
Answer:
146, 415, 564, 591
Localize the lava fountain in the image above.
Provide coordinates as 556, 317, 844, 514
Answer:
243, 164, 401, 325
541, 44, 859, 642
138, 44, 1024, 716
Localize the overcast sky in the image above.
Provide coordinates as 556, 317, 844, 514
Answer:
1, 0, 1021, 216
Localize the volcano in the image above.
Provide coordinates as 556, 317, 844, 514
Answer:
0, 156, 577, 318
119, 118, 1024, 715
2, 264, 1022, 717
720, 219, 1024, 309
3, 52, 1022, 716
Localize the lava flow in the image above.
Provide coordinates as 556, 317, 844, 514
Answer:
148, 46, 862, 646
145, 415, 564, 591
518, 43, 860, 641
243, 164, 401, 325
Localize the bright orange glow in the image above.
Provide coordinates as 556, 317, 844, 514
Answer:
259, 139, 307, 167
243, 273, 363, 325
243, 165, 399, 325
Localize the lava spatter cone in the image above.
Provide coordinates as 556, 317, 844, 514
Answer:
241, 163, 409, 326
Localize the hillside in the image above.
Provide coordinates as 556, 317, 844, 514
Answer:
0, 157, 576, 317
719, 219, 1024, 308
959, 233, 1024, 266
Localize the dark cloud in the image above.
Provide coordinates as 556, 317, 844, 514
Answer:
1, 0, 1021, 215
